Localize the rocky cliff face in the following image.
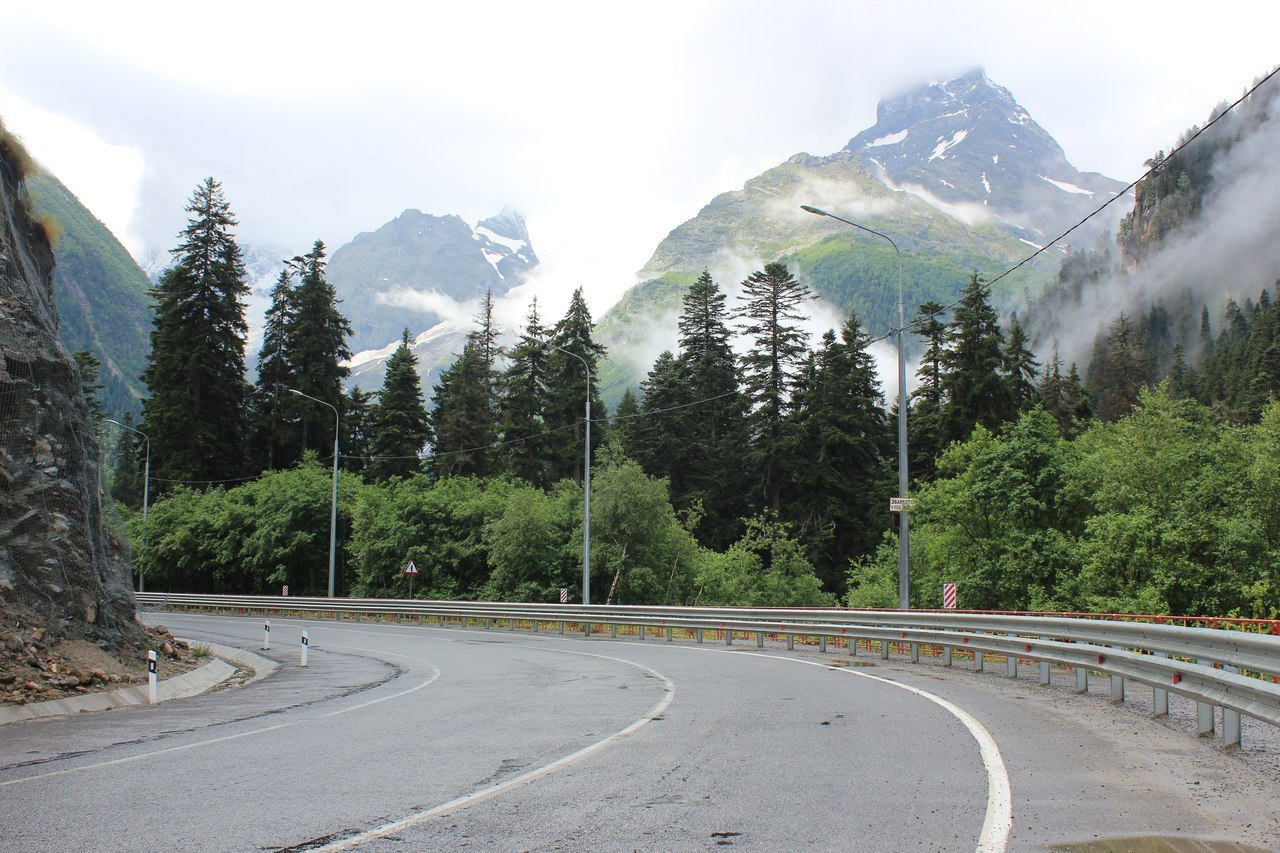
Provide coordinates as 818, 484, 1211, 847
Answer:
0, 125, 145, 658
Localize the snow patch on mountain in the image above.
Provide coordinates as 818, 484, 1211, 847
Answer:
928, 129, 969, 161
1039, 175, 1095, 196
867, 129, 909, 148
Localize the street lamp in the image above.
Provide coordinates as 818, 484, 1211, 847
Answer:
288, 388, 340, 598
800, 204, 911, 609
106, 419, 149, 593
530, 337, 593, 605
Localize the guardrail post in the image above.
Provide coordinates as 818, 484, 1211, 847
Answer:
787, 633, 795, 650
637, 625, 645, 641
1196, 659, 1214, 735
1198, 703, 1215, 737
438, 615, 445, 626
757, 631, 765, 648
559, 620, 565, 635
485, 618, 492, 631
1075, 666, 1088, 693
1223, 666, 1241, 747
1152, 652, 1169, 717
974, 651, 984, 672
1006, 655, 1017, 678
880, 640, 890, 659
533, 620, 540, 634
725, 629, 733, 646
666, 626, 673, 642
942, 646, 952, 667
1039, 661, 1051, 686
849, 637, 857, 657
696, 628, 703, 644
585, 622, 592, 638
1110, 649, 1124, 703
819, 635, 826, 653
910, 643, 919, 663
611, 624, 618, 639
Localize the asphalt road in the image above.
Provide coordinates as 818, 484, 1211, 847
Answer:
1, 613, 1276, 851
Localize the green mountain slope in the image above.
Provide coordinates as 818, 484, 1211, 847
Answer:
596, 150, 1057, 404
27, 171, 152, 416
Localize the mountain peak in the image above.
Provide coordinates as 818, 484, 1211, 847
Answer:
845, 71, 1123, 236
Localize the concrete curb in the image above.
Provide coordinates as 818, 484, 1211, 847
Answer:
0, 640, 276, 726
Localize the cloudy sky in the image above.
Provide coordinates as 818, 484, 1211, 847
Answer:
1, 0, 1277, 315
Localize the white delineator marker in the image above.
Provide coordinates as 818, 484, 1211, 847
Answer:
301, 630, 309, 667
263, 620, 271, 650
147, 650, 158, 704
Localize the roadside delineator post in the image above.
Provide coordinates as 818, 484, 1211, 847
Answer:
263, 620, 271, 650
147, 650, 158, 704
301, 630, 310, 667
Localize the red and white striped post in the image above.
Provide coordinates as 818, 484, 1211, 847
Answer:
943, 583, 957, 609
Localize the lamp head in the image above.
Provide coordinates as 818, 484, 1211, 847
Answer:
800, 204, 830, 217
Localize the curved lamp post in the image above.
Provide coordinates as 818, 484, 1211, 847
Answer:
800, 204, 911, 609
106, 419, 149, 593
530, 337, 592, 605
288, 388, 340, 598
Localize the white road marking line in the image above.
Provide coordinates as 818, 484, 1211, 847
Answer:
0, 648, 441, 789
641, 646, 1014, 853
317, 648, 676, 852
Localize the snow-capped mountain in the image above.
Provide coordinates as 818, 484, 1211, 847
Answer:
598, 70, 1130, 401
329, 206, 537, 357
847, 69, 1125, 241
327, 206, 538, 395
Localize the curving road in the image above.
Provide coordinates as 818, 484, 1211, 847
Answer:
1, 613, 1275, 851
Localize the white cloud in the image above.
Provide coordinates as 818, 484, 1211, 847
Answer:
0, 84, 145, 257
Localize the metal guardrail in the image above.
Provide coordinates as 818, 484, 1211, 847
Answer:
137, 593, 1280, 747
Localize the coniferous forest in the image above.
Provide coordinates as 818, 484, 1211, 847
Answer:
101, 100, 1280, 619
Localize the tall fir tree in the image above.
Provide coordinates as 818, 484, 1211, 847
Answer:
937, 272, 1013, 446
428, 337, 496, 479
736, 262, 813, 512
1004, 312, 1040, 412
367, 330, 431, 482
247, 264, 298, 473
1039, 340, 1091, 438
909, 300, 948, 480
139, 177, 250, 489
675, 269, 751, 547
343, 387, 375, 479
631, 351, 692, 486
546, 288, 607, 484
284, 241, 352, 460
498, 299, 553, 486
1090, 312, 1151, 422
784, 314, 893, 591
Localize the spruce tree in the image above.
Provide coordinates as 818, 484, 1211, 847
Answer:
1039, 341, 1091, 437
367, 330, 431, 482
1004, 312, 1040, 411
632, 351, 691, 485
1092, 312, 1151, 422
139, 177, 250, 489
675, 269, 751, 547
343, 387, 375, 479
428, 337, 497, 479
736, 262, 813, 511
785, 314, 892, 591
938, 272, 1012, 445
546, 288, 606, 484
909, 300, 948, 480
609, 387, 641, 460
247, 265, 298, 473
285, 241, 352, 459
498, 300, 553, 486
